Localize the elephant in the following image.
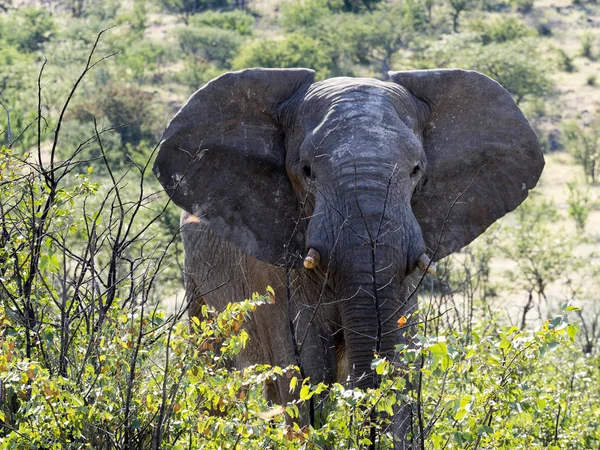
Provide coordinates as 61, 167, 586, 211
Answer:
153, 67, 543, 446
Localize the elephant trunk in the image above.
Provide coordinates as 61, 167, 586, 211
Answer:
306, 161, 425, 389
337, 246, 402, 389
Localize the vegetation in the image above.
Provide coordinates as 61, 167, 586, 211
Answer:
562, 116, 600, 184
0, 0, 599, 448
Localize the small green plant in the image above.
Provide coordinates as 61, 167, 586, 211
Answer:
557, 48, 575, 72
580, 32, 595, 59
567, 182, 592, 231
562, 117, 600, 184
587, 74, 597, 86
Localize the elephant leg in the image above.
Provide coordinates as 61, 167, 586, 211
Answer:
181, 212, 251, 315
245, 261, 337, 425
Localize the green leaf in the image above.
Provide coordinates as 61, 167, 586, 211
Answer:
289, 376, 298, 393
548, 316, 563, 329
299, 384, 311, 401
567, 324, 578, 340
537, 398, 547, 410
375, 359, 386, 375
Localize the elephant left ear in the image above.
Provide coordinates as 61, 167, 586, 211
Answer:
388, 69, 544, 261
153, 68, 315, 267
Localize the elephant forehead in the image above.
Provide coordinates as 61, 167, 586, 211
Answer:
299, 77, 421, 133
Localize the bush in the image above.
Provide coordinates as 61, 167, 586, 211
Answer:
0, 149, 587, 448
189, 10, 254, 35
0, 7, 55, 52
121, 40, 172, 82
511, 0, 534, 12
557, 48, 575, 72
174, 26, 242, 68
459, 40, 553, 104
69, 83, 158, 148
562, 118, 600, 184
156, 0, 230, 23
588, 74, 597, 86
176, 58, 224, 89
280, 0, 342, 31
567, 182, 592, 231
580, 32, 595, 59
233, 33, 332, 79
469, 17, 537, 44
426, 38, 553, 104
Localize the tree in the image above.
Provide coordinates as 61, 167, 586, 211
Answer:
339, 1, 427, 76
423, 0, 435, 23
562, 117, 600, 184
457, 40, 553, 104
157, 0, 229, 24
189, 10, 254, 35
233, 33, 332, 79
342, 0, 383, 11
448, 0, 475, 32
498, 197, 584, 328
2, 7, 55, 52
174, 26, 242, 68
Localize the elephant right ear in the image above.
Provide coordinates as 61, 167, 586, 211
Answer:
389, 69, 544, 261
153, 68, 315, 267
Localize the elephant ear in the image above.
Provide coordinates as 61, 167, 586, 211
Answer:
153, 68, 315, 266
388, 69, 544, 261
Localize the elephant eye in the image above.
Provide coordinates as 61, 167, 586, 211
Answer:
302, 164, 312, 179
410, 164, 421, 177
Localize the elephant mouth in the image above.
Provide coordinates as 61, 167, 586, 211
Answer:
304, 247, 436, 275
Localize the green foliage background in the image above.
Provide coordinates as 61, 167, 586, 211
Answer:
0, 0, 600, 448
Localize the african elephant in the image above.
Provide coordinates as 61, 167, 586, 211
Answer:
153, 68, 543, 446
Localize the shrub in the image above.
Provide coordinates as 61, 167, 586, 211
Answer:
511, 0, 534, 13
1, 7, 55, 52
562, 118, 600, 184
156, 0, 230, 24
280, 0, 342, 31
587, 74, 597, 86
233, 34, 332, 79
174, 26, 242, 68
449, 40, 553, 104
121, 40, 172, 82
580, 32, 595, 59
469, 17, 537, 44
189, 9, 254, 35
567, 182, 592, 231
557, 48, 575, 72
69, 83, 158, 148
176, 57, 224, 89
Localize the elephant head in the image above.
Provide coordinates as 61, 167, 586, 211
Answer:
153, 68, 543, 387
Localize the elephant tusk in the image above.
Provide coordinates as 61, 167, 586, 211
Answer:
304, 248, 321, 270
417, 253, 437, 275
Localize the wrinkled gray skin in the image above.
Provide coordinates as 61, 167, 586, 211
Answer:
153, 68, 544, 447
